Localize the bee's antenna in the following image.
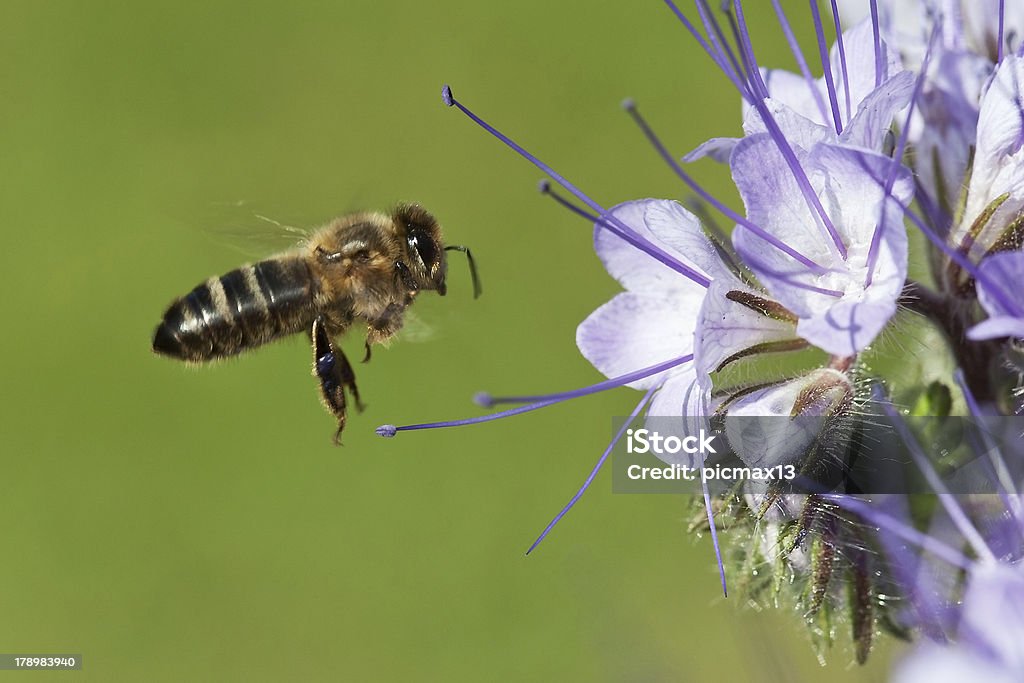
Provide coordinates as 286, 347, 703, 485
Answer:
445, 245, 482, 298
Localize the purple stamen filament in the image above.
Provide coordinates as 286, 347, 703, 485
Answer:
525, 385, 657, 556
480, 354, 694, 407
538, 179, 602, 224
953, 369, 1024, 531
738, 250, 844, 298
714, 2, 762, 99
730, 1, 770, 100
865, 25, 939, 287
809, 0, 844, 134
823, 494, 972, 571
701, 459, 728, 596
376, 353, 693, 436
876, 391, 996, 562
998, 0, 1006, 63
869, 0, 883, 87
441, 86, 711, 290
536, 180, 712, 286
543, 178, 842, 300
536, 179, 598, 224
829, 0, 853, 123
661, 1, 848, 262
521, 379, 730, 597
624, 99, 830, 275
770, 0, 831, 124
694, 0, 746, 96
728, 1, 850, 262
662, 1, 749, 97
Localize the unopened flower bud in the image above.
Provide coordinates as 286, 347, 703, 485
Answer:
719, 368, 855, 472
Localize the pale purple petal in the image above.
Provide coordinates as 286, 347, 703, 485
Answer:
744, 19, 906, 152
833, 18, 904, 114
576, 291, 701, 389
683, 137, 739, 163
594, 199, 711, 293
643, 200, 735, 283
731, 136, 825, 321
841, 70, 915, 150
741, 96, 834, 150
646, 369, 707, 469
647, 367, 699, 418
911, 49, 991, 213
694, 279, 800, 378
731, 138, 912, 355
895, 643, 1021, 683
797, 297, 899, 356
960, 563, 1024, 670
758, 67, 827, 127
975, 251, 1024, 318
967, 250, 1024, 344
968, 316, 1024, 341
897, 562, 1024, 682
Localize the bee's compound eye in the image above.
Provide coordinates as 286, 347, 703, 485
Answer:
407, 230, 437, 270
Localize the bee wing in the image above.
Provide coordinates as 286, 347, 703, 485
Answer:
163, 200, 315, 259
397, 309, 437, 344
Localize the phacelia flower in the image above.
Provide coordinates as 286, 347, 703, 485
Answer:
730, 136, 913, 355
376, 0, 1024, 668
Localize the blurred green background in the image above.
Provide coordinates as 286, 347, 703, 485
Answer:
0, 1, 896, 680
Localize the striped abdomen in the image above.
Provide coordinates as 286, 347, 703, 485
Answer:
153, 257, 317, 362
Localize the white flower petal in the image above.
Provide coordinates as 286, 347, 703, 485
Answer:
576, 291, 700, 389
594, 199, 709, 294
643, 200, 734, 283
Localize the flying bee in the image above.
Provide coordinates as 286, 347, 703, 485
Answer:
152, 203, 481, 443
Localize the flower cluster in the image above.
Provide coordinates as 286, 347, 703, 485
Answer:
378, 0, 1024, 671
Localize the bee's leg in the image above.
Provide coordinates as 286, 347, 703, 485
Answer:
363, 303, 406, 364
312, 316, 364, 445
336, 342, 365, 413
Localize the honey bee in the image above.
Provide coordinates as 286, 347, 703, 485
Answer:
152, 203, 481, 443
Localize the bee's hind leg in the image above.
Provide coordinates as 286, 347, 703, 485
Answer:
312, 316, 365, 445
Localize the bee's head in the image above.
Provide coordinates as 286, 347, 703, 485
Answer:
394, 203, 448, 295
